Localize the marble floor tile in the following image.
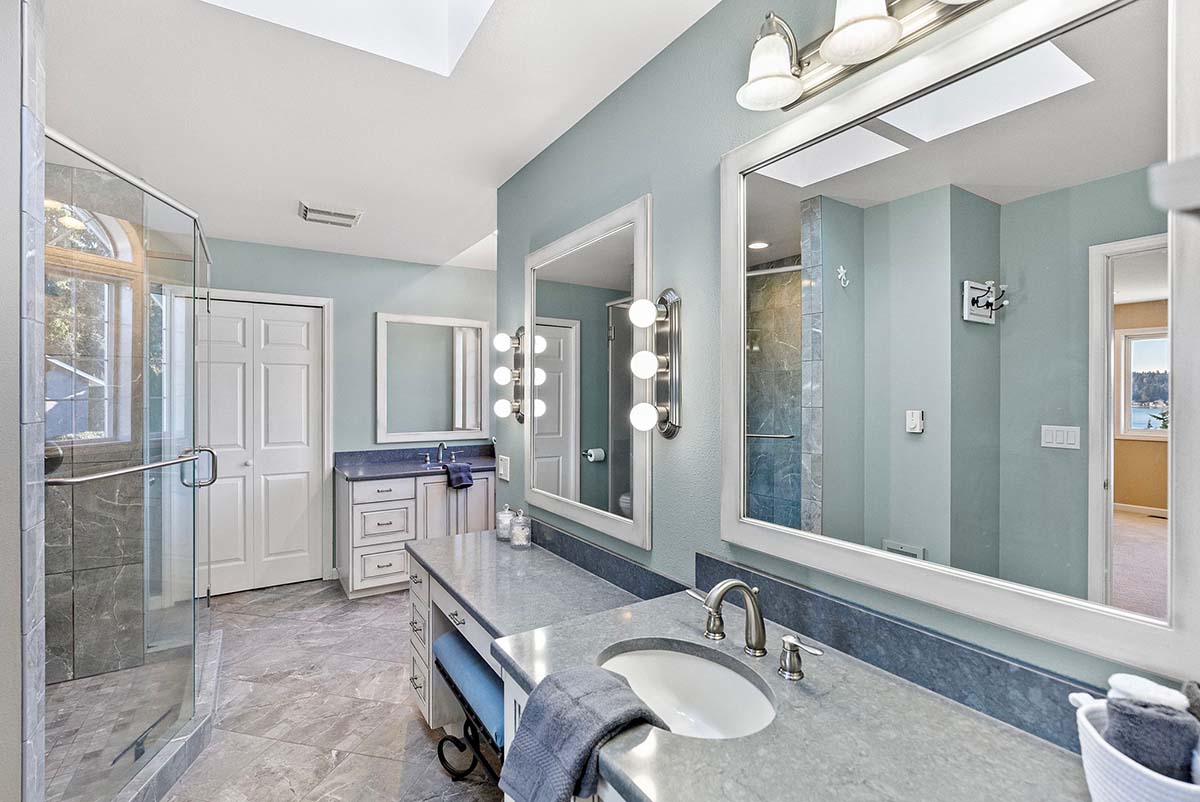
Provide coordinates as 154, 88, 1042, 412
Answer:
201, 740, 346, 802
351, 702, 441, 763
168, 729, 275, 799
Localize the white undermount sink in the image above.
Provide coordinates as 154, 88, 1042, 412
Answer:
601, 646, 776, 739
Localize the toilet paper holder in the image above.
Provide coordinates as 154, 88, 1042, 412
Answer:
581, 447, 607, 463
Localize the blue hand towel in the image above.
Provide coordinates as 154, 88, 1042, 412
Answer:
1104, 698, 1200, 781
444, 462, 474, 489
499, 666, 668, 802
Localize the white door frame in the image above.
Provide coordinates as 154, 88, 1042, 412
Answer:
205, 288, 336, 581
1086, 233, 1169, 605
533, 316, 582, 502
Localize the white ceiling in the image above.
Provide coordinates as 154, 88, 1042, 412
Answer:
535, 224, 634, 292
46, 0, 721, 268
1113, 247, 1168, 305
746, 0, 1166, 266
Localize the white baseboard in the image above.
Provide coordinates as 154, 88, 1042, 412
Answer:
1114, 503, 1169, 517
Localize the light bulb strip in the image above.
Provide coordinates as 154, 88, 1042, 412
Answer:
628, 288, 682, 439
494, 325, 528, 423
780, 0, 988, 112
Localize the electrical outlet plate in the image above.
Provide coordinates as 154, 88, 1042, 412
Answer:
497, 454, 510, 481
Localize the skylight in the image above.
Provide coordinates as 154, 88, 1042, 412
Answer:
198, 0, 496, 76
879, 43, 1094, 142
757, 127, 908, 188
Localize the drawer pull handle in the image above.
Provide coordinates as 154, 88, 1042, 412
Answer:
376, 488, 393, 494
410, 676, 423, 691
410, 620, 423, 633
376, 562, 394, 569
448, 611, 466, 627
409, 575, 423, 584
377, 521, 393, 527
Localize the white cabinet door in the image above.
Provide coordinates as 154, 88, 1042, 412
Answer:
455, 473, 495, 534
416, 474, 455, 539
200, 300, 325, 593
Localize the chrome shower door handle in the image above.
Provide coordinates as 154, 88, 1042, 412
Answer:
181, 447, 219, 488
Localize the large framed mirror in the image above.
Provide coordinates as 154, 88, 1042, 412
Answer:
376, 313, 490, 443
720, 0, 1200, 677
524, 196, 653, 549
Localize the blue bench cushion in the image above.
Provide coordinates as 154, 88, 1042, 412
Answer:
432, 630, 504, 746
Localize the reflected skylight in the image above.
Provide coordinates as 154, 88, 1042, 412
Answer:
757, 127, 908, 188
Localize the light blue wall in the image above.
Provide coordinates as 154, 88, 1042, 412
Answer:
863, 187, 953, 563
495, 0, 1150, 686
209, 238, 496, 452
997, 169, 1167, 596
534, 280, 628, 510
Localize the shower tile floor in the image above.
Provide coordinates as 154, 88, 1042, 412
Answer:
164, 579, 500, 802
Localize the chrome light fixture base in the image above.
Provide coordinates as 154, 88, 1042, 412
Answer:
653, 288, 682, 438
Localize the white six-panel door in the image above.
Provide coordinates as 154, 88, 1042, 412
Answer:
199, 299, 324, 594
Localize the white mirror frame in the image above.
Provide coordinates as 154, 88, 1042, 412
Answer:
719, 0, 1200, 678
524, 195, 654, 550
375, 312, 491, 444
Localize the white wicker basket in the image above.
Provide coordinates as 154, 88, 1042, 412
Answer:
1075, 697, 1200, 802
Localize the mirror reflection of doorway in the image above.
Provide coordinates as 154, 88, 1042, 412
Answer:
1089, 234, 1169, 618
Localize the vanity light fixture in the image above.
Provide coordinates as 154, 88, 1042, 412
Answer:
493, 398, 520, 418
627, 288, 682, 438
820, 0, 902, 66
736, 12, 805, 111
533, 398, 547, 418
532, 334, 548, 355
493, 366, 514, 386
493, 332, 515, 353
748, 241, 770, 250
495, 326, 526, 423
533, 367, 546, 386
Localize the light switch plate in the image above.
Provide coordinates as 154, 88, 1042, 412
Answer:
1041, 425, 1081, 450
497, 454, 511, 481
905, 410, 925, 434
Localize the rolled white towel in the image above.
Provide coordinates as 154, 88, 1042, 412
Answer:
1108, 673, 1191, 711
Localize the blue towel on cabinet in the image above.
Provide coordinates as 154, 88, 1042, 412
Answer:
444, 462, 474, 489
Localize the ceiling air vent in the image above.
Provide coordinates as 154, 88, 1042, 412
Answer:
297, 201, 363, 229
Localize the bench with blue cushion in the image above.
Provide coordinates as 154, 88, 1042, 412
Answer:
432, 629, 504, 782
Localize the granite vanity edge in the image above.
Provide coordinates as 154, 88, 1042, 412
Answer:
406, 542, 507, 639
334, 459, 496, 482
696, 552, 1101, 752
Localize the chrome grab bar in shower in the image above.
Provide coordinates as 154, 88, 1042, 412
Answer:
745, 433, 795, 440
45, 454, 200, 486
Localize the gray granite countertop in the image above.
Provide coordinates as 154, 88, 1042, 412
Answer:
492, 593, 1089, 802
406, 531, 638, 638
335, 456, 495, 481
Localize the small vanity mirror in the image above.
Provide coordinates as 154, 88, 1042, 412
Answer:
376, 313, 490, 443
730, 0, 1174, 621
525, 196, 653, 548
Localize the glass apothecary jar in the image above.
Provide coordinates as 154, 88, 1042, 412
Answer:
510, 509, 531, 550
496, 504, 515, 541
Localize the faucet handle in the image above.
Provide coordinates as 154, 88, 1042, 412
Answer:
779, 635, 805, 681
782, 633, 823, 657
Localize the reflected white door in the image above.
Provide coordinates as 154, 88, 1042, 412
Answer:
533, 319, 580, 501
199, 300, 324, 593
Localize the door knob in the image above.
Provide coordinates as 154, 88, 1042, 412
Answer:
243, 460, 253, 467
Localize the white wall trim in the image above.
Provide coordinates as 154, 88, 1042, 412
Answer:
524, 195, 653, 550
206, 288, 338, 581
719, 0, 1197, 678
373, 312, 492, 445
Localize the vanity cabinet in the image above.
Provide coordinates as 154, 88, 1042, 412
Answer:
335, 470, 494, 599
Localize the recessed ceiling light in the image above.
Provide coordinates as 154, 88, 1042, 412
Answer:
757, 126, 907, 188
748, 241, 770, 250
879, 43, 1093, 142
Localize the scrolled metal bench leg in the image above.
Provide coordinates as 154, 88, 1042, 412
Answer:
437, 733, 479, 779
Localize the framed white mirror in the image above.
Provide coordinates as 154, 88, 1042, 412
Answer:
720, 0, 1200, 677
375, 313, 491, 443
524, 195, 653, 549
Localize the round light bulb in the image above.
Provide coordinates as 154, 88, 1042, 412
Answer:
628, 299, 660, 329
629, 403, 663, 432
819, 0, 902, 66
630, 350, 661, 380
533, 367, 546, 386
533, 335, 548, 354
493, 398, 513, 418
493, 366, 512, 386
493, 332, 512, 353
533, 398, 547, 418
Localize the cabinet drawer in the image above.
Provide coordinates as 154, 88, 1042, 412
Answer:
352, 477, 416, 504
409, 602, 428, 652
410, 649, 429, 706
352, 546, 408, 590
408, 559, 429, 606
352, 499, 416, 548
431, 579, 500, 674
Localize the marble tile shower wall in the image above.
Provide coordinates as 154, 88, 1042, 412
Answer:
745, 197, 822, 533
43, 161, 152, 685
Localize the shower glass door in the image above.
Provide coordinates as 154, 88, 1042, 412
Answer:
43, 135, 205, 802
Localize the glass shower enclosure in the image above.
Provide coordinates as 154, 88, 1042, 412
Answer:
42, 131, 214, 802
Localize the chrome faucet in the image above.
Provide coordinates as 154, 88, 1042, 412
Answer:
436, 442, 447, 464
688, 579, 767, 657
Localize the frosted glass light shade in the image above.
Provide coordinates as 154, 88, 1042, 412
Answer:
628, 298, 661, 329
493, 332, 512, 352
736, 33, 804, 111
533, 398, 547, 418
493, 366, 512, 386
533, 367, 546, 386
494, 398, 513, 418
533, 335, 548, 354
629, 403, 664, 432
820, 0, 902, 66
630, 350, 662, 380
